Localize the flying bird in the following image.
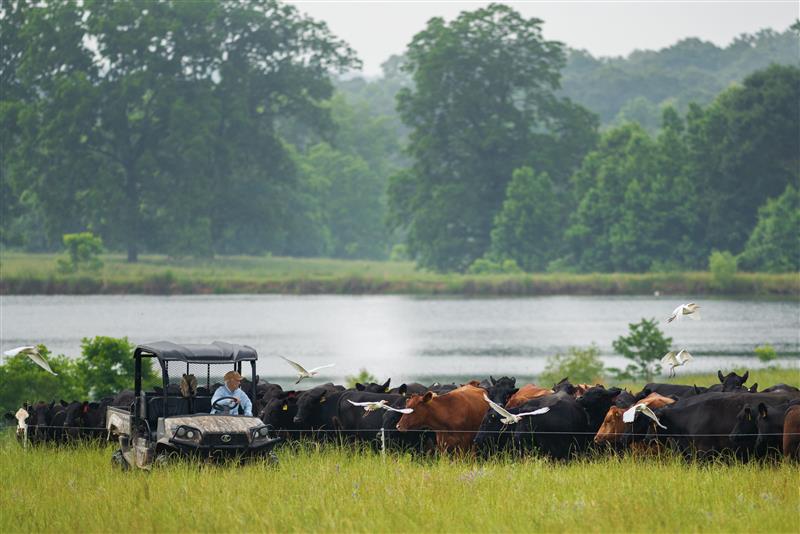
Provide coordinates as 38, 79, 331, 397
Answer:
347, 399, 413, 415
661, 349, 694, 377
4, 346, 57, 375
483, 394, 550, 425
622, 403, 666, 429
279, 355, 334, 384
667, 302, 700, 323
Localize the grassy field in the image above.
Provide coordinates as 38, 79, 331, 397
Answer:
1, 251, 798, 296
1, 368, 798, 533
1, 437, 798, 533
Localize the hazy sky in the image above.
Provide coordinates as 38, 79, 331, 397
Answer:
287, 1, 798, 76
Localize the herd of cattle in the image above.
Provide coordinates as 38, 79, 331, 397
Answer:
6, 370, 800, 461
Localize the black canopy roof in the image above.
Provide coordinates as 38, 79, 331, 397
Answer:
134, 341, 258, 363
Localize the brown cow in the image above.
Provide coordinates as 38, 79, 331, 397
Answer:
783, 402, 800, 459
396, 384, 488, 453
506, 384, 553, 408
594, 393, 675, 445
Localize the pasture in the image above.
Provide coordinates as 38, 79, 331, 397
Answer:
1, 436, 798, 533
1, 251, 797, 296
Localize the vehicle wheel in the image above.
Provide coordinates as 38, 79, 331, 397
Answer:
111, 449, 129, 471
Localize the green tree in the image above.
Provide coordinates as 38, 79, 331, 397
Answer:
709, 250, 738, 291
389, 4, 595, 272
688, 65, 800, 254
490, 167, 561, 272
0, 346, 86, 414
76, 336, 156, 398
738, 184, 800, 272
3, 0, 357, 261
540, 345, 605, 386
611, 318, 672, 381
57, 232, 104, 273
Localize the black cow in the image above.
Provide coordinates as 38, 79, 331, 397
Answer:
614, 389, 636, 408
510, 392, 590, 460
354, 378, 392, 393
388, 383, 427, 396
333, 391, 408, 444
762, 383, 800, 393
707, 370, 750, 392
259, 391, 300, 439
647, 390, 799, 460
485, 376, 518, 405
729, 401, 791, 459
111, 389, 136, 409
639, 384, 708, 399
428, 382, 458, 394
292, 384, 346, 439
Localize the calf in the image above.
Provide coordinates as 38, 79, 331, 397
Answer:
334, 391, 407, 444
729, 401, 788, 459
396, 385, 488, 453
485, 376, 518, 405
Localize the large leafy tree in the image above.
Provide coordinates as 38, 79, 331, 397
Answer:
2, 0, 357, 261
687, 64, 800, 254
738, 184, 800, 272
490, 167, 560, 271
389, 4, 596, 271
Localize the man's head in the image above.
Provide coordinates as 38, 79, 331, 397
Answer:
224, 371, 243, 391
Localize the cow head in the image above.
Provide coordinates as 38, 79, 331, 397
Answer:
293, 387, 329, 425
729, 404, 758, 448
577, 387, 622, 430
717, 370, 749, 391
553, 378, 577, 396
594, 406, 626, 445
355, 378, 392, 393
260, 392, 297, 429
396, 392, 435, 431
485, 376, 518, 405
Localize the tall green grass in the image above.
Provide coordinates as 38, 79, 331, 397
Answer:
1, 251, 797, 296
0, 438, 797, 533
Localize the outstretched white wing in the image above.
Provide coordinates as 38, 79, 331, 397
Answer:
279, 355, 309, 375
4, 346, 36, 357
687, 310, 701, 320
384, 405, 414, 414
347, 400, 386, 408
483, 394, 517, 421
661, 351, 677, 366
622, 403, 666, 428
676, 349, 694, 364
309, 363, 335, 374
6, 346, 57, 375
516, 407, 550, 417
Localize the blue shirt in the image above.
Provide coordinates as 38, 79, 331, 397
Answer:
210, 385, 253, 416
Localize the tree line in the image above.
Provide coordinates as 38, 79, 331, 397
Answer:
2, 2, 798, 272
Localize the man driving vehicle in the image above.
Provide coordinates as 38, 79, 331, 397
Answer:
210, 370, 253, 416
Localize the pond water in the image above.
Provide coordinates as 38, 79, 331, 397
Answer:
1, 295, 798, 387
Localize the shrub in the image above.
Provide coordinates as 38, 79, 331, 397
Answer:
610, 318, 672, 381
76, 336, 157, 398
754, 344, 777, 364
57, 232, 104, 273
390, 244, 409, 261
540, 345, 605, 386
345, 369, 377, 389
709, 250, 737, 291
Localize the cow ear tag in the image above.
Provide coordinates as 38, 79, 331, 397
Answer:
320, 397, 326, 403
282, 404, 288, 411
385, 388, 390, 393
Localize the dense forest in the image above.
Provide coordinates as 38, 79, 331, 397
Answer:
1, 1, 798, 273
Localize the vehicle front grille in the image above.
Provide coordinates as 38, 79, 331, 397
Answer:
204, 432, 249, 447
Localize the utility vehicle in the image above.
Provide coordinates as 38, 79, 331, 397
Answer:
106, 341, 281, 469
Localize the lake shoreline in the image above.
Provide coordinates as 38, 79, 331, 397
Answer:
1, 252, 798, 296
2, 272, 798, 296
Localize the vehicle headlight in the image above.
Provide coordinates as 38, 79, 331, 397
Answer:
174, 426, 201, 441
252, 426, 270, 439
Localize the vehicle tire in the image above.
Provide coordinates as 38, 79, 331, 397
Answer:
111, 449, 129, 471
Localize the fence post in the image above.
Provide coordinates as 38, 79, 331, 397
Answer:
380, 427, 386, 460
23, 425, 28, 450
